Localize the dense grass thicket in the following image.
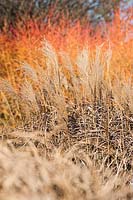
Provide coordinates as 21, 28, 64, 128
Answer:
0, 7, 133, 200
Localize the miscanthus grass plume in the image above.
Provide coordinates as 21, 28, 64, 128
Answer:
0, 9, 133, 200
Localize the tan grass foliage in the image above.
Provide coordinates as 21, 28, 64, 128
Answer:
0, 141, 132, 200
0, 40, 133, 199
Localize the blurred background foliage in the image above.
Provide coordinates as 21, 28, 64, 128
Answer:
0, 0, 132, 30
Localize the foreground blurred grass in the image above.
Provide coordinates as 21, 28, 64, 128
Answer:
0, 142, 132, 200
